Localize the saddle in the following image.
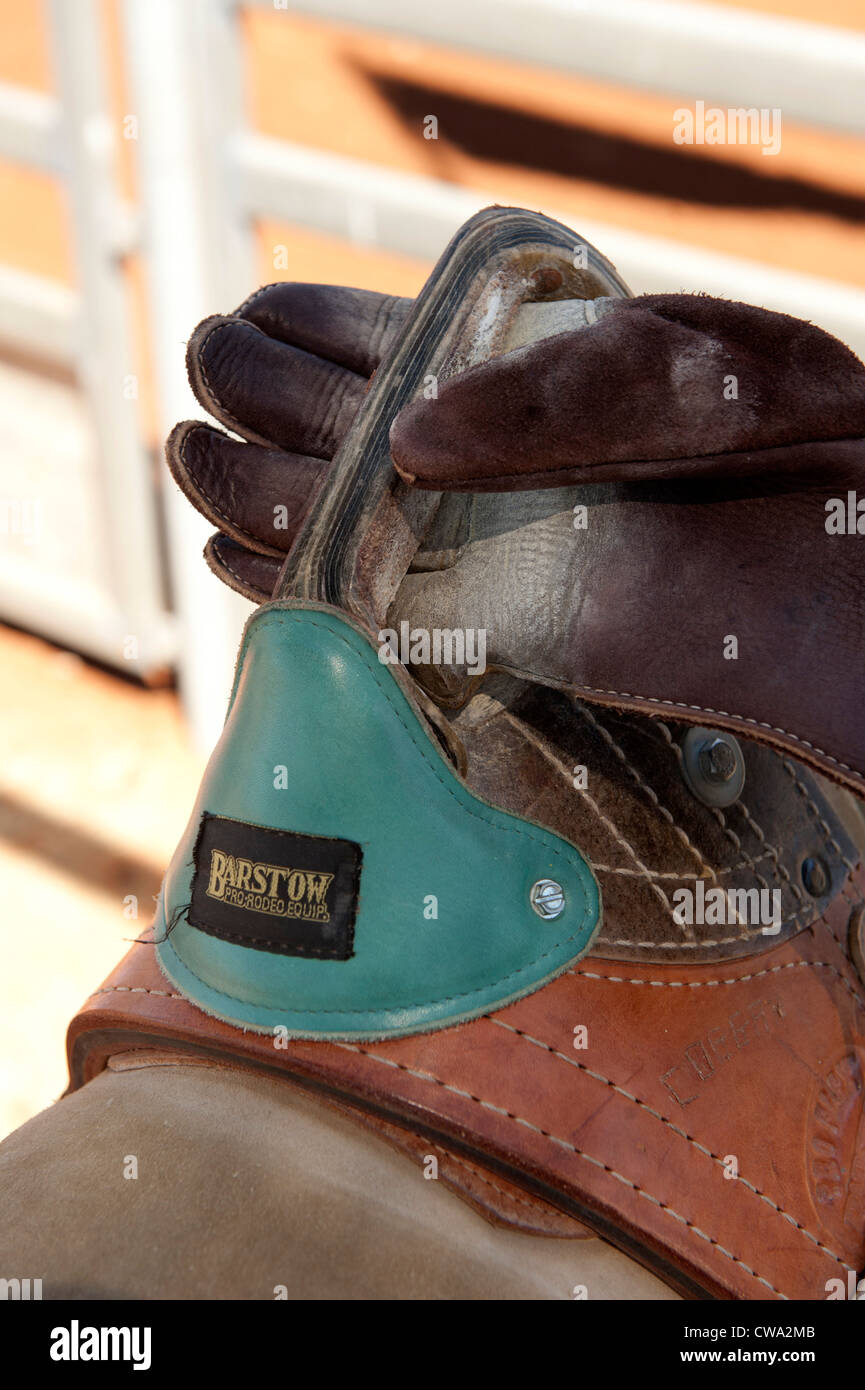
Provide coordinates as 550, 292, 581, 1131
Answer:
68, 208, 865, 1300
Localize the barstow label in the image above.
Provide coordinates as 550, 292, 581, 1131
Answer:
189, 813, 361, 959
207, 852, 334, 921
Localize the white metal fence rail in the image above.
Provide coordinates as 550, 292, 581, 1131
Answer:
0, 0, 863, 746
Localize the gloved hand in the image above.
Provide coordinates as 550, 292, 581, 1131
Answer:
167, 283, 413, 601
167, 279, 865, 796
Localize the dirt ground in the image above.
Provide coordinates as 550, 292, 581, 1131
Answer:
0, 625, 203, 1139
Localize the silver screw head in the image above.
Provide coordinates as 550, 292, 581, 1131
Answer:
680, 727, 745, 808
530, 879, 565, 919
698, 737, 738, 784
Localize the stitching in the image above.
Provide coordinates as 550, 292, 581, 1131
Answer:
780, 758, 860, 878
654, 720, 799, 932
500, 693, 693, 934
572, 780, 684, 931
491, 1016, 854, 1272
734, 797, 805, 905
238, 614, 594, 875
574, 705, 801, 943
163, 906, 591, 1015
595, 898, 814, 949
207, 539, 266, 598
178, 423, 285, 559
592, 851, 776, 880
554, 685, 862, 782
236, 282, 279, 317
569, 956, 865, 1014
161, 609, 598, 1013
336, 1042, 789, 1296
194, 317, 273, 447
88, 985, 186, 1001
574, 700, 713, 878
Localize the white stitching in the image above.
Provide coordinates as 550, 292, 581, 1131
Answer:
337, 1042, 789, 1296
499, 706, 687, 933
88, 985, 185, 1001
591, 851, 776, 881
559, 685, 862, 781
569, 956, 865, 1013
491, 1015, 854, 1273
780, 758, 860, 877
575, 700, 713, 878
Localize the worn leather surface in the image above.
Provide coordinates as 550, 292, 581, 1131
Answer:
451, 680, 860, 963
155, 603, 600, 1036
390, 294, 865, 490
387, 454, 865, 799
168, 272, 865, 798
69, 857, 865, 1300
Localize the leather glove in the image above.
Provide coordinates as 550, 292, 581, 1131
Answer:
167, 281, 865, 798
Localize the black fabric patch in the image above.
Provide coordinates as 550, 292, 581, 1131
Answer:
188, 813, 361, 960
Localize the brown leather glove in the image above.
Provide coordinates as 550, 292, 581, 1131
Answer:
168, 282, 865, 798
166, 283, 413, 601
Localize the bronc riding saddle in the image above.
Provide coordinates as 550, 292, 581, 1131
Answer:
5, 207, 865, 1300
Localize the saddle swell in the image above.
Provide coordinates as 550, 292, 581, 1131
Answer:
68, 855, 865, 1302
63, 206, 865, 1301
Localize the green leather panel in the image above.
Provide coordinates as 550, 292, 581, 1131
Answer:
155, 603, 601, 1039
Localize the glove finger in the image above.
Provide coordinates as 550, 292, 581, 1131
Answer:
186, 314, 366, 457
235, 282, 412, 377
204, 534, 282, 603
167, 421, 328, 556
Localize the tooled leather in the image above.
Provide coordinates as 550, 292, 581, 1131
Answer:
67, 866, 865, 1301
449, 683, 859, 964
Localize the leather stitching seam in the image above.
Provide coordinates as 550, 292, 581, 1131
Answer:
490, 1015, 854, 1274
569, 956, 865, 1013
336, 1042, 790, 1297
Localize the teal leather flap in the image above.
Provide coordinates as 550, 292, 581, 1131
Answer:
156, 603, 600, 1039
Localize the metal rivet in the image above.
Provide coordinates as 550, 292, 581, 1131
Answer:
680, 727, 746, 808
530, 879, 565, 919
801, 857, 830, 897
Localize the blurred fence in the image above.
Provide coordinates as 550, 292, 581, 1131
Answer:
0, 0, 864, 747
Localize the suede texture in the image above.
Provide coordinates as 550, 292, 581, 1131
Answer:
389, 294, 865, 491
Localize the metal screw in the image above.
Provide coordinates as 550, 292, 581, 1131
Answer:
530, 879, 565, 919
698, 737, 738, 784
680, 727, 745, 808
801, 857, 829, 897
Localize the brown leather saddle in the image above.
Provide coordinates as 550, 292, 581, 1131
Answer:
68, 207, 865, 1300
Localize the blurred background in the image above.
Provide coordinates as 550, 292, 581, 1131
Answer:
1, 0, 864, 1140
